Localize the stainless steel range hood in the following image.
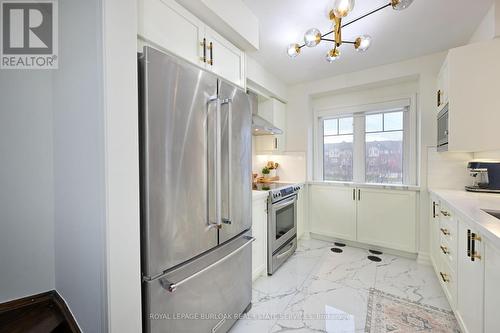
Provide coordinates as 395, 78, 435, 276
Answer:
248, 91, 283, 136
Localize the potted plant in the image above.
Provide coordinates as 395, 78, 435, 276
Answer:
262, 166, 270, 179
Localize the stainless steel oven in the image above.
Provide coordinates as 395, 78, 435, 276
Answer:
267, 184, 300, 275
437, 104, 449, 152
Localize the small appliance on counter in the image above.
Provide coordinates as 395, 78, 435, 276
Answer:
465, 161, 500, 193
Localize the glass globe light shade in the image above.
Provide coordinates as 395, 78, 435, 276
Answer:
391, 0, 414, 10
304, 28, 321, 47
354, 35, 372, 52
332, 0, 355, 18
286, 43, 301, 58
326, 48, 341, 63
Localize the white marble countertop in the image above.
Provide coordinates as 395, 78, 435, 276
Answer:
429, 189, 500, 248
307, 180, 420, 191
252, 190, 269, 201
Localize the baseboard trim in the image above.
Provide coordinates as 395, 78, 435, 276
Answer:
0, 290, 81, 333
309, 233, 418, 260
417, 252, 432, 266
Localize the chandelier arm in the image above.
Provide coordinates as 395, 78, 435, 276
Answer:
341, 2, 392, 28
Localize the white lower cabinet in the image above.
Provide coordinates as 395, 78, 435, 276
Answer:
251, 195, 267, 281
456, 221, 484, 333
309, 185, 416, 252
296, 186, 306, 239
484, 242, 500, 333
429, 196, 441, 266
429, 193, 500, 333
309, 186, 357, 241
356, 189, 417, 253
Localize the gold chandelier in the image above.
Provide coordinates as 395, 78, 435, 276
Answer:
287, 0, 415, 62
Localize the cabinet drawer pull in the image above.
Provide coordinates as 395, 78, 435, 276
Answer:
471, 234, 482, 242
471, 232, 481, 261
439, 272, 450, 283
471, 252, 482, 261
440, 245, 449, 255
433, 201, 439, 219
440, 228, 450, 236
440, 210, 450, 217
353, 188, 356, 201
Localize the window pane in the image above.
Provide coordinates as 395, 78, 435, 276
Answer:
338, 117, 353, 134
384, 111, 403, 131
324, 135, 353, 182
365, 114, 383, 132
365, 131, 403, 184
323, 119, 338, 136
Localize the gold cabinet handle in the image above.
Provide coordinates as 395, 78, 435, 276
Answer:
440, 245, 449, 255
439, 272, 450, 283
207, 42, 213, 65
440, 228, 450, 236
471, 252, 482, 261
200, 38, 207, 63
440, 210, 450, 217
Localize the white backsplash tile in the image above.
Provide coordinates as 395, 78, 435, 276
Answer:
253, 152, 306, 182
426, 147, 472, 190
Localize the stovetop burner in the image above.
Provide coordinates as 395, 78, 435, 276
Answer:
252, 182, 295, 191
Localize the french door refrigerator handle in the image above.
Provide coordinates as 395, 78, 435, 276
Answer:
207, 97, 222, 230
221, 98, 232, 225
159, 236, 255, 292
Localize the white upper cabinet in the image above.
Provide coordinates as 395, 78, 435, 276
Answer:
436, 58, 448, 112
439, 39, 500, 152
204, 27, 246, 88
255, 98, 287, 153
138, 0, 246, 88
138, 0, 204, 65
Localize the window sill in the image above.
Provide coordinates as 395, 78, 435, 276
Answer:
307, 180, 420, 192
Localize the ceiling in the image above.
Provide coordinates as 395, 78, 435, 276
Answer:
242, 0, 493, 84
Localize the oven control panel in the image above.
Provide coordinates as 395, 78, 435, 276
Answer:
269, 185, 301, 203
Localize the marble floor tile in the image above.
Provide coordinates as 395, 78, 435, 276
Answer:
230, 238, 452, 333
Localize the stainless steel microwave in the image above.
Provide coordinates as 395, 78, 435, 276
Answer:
437, 104, 449, 152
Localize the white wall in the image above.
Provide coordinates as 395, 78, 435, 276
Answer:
0, 71, 55, 302
102, 0, 142, 331
247, 55, 288, 102
469, 1, 500, 43
52, 0, 106, 331
285, 52, 446, 256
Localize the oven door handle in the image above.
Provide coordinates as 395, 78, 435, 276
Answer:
272, 195, 297, 211
276, 241, 296, 260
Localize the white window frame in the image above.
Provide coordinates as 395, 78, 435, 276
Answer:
313, 95, 418, 185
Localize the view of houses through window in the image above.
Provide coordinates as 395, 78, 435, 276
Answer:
323, 117, 353, 181
322, 110, 405, 184
365, 112, 404, 184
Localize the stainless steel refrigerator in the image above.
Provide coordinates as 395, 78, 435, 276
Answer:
138, 46, 253, 333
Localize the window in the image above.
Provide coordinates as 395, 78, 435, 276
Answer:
323, 117, 353, 181
365, 111, 403, 184
316, 99, 416, 185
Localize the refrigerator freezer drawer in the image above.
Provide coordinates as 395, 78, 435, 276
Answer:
143, 233, 253, 333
